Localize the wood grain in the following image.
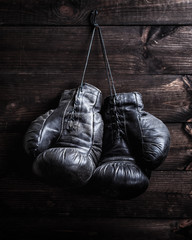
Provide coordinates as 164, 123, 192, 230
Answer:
0, 217, 191, 240
1, 0, 192, 26
1, 74, 192, 125
1, 1, 192, 238
1, 26, 192, 75
1, 74, 192, 172
0, 123, 191, 173
0, 171, 192, 218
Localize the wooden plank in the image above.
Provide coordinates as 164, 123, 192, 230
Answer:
0, 123, 191, 173
1, 73, 192, 123
1, 171, 192, 195
0, 217, 191, 240
1, 1, 192, 238
1, 170, 191, 194
1, 0, 192, 26
1, 26, 192, 75
0, 171, 192, 218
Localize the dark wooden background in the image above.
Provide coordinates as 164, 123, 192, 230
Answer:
1, 0, 192, 239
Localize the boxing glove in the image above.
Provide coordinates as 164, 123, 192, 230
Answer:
24, 83, 103, 188
92, 92, 170, 199
121, 92, 170, 170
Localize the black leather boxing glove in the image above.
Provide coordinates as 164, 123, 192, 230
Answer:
121, 92, 170, 170
92, 92, 170, 199
91, 94, 150, 199
24, 83, 103, 188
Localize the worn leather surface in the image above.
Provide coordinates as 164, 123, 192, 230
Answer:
24, 83, 103, 188
92, 92, 170, 199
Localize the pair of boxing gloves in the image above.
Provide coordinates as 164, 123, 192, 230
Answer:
24, 83, 170, 199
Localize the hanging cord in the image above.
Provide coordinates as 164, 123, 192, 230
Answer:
97, 26, 117, 97
67, 11, 119, 131
90, 10, 113, 96
80, 25, 96, 91
90, 11, 122, 139
90, 10, 117, 97
98, 27, 113, 96
80, 10, 117, 97
67, 16, 96, 131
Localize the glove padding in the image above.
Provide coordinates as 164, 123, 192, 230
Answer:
24, 83, 104, 188
91, 92, 170, 199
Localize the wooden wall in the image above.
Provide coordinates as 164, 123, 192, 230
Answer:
1, 0, 192, 239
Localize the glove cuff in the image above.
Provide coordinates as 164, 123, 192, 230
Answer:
59, 83, 102, 110
104, 92, 144, 109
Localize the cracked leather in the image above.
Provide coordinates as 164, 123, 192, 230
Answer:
24, 83, 104, 188
92, 92, 170, 199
